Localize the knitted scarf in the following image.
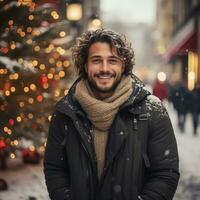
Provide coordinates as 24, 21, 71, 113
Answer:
75, 75, 133, 178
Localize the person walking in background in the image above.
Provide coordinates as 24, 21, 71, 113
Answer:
44, 29, 179, 200
152, 78, 168, 102
169, 80, 190, 132
190, 82, 200, 135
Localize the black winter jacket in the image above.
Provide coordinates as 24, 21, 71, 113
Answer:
44, 76, 179, 200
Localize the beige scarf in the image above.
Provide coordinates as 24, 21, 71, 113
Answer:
75, 75, 133, 178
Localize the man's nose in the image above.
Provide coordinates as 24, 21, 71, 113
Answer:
101, 60, 109, 71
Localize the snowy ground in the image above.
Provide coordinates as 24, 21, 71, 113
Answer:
0, 104, 200, 200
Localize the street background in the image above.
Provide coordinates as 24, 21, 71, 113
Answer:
0, 0, 200, 199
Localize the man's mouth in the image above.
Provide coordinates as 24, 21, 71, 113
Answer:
95, 74, 114, 79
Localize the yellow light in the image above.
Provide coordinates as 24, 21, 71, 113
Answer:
188, 51, 198, 91
5, 90, 10, 96
88, 18, 102, 31
10, 86, 16, 92
59, 31, 66, 37
4, 126, 9, 132
39, 64, 46, 70
20, 32, 26, 37
14, 140, 19, 146
47, 73, 53, 79
19, 102, 25, 108
59, 71, 65, 78
0, 69, 4, 74
32, 60, 38, 66
7, 129, 12, 135
26, 39, 33, 44
64, 89, 68, 95
66, 3, 82, 21
39, 146, 45, 152
48, 115, 52, 121
24, 86, 29, 93
34, 46, 40, 52
16, 116, 22, 122
18, 58, 23, 64
28, 98, 34, 104
51, 11, 59, 20
157, 72, 166, 82
56, 61, 62, 68
9, 74, 13, 80
29, 145, 35, 151
30, 83, 36, 91
28, 15, 34, 20
28, 113, 33, 119
10, 153, 15, 159
13, 73, 19, 80
27, 27, 32, 32
49, 58, 55, 64
54, 74, 60, 80
54, 90, 60, 97
63, 60, 70, 67
10, 43, 16, 50
43, 83, 49, 89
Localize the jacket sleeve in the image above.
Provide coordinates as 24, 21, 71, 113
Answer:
140, 100, 180, 200
44, 111, 71, 200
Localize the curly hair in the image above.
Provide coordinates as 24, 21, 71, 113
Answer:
71, 28, 135, 78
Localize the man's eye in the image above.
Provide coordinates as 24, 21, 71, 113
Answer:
109, 59, 118, 64
92, 59, 101, 63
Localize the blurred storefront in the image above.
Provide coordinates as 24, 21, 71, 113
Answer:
156, 0, 200, 90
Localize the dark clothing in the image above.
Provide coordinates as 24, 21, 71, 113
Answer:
190, 87, 200, 134
169, 82, 191, 132
44, 76, 179, 200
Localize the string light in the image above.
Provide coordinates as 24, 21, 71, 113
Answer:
16, 116, 22, 122
63, 60, 70, 67
34, 46, 40, 52
24, 86, 29, 93
47, 73, 53, 79
30, 83, 36, 91
10, 153, 15, 159
28, 113, 33, 119
28, 98, 34, 104
19, 102, 25, 108
59, 31, 66, 37
39, 64, 46, 70
28, 15, 34, 21
59, 71, 65, 78
10, 86, 16, 92
5, 90, 11, 96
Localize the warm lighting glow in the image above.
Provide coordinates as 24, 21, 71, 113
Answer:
48, 115, 52, 121
49, 58, 55, 64
28, 113, 33, 119
47, 73, 53, 79
10, 153, 15, 159
16, 116, 22, 122
13, 73, 19, 80
14, 140, 19, 146
24, 86, 29, 93
19, 102, 25, 108
188, 51, 198, 91
8, 20, 14, 26
59, 71, 65, 78
10, 86, 16, 92
30, 83, 36, 91
29, 145, 35, 151
157, 71, 166, 82
37, 95, 43, 102
51, 11, 59, 20
64, 89, 68, 95
7, 129, 12, 135
28, 15, 34, 20
66, 3, 82, 21
34, 46, 40, 52
28, 98, 34, 104
5, 90, 11, 96
63, 60, 70, 67
88, 18, 102, 31
56, 61, 62, 68
59, 31, 66, 37
39, 64, 46, 70
4, 126, 9, 132
54, 90, 60, 97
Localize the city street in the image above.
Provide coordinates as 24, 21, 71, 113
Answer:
0, 104, 200, 200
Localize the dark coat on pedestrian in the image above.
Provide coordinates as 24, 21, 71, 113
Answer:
44, 75, 179, 200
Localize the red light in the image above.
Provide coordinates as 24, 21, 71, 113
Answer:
9, 118, 14, 126
37, 95, 43, 102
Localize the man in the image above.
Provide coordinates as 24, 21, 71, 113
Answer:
44, 29, 179, 200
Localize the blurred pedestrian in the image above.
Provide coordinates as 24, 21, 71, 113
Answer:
152, 78, 168, 101
190, 82, 200, 135
44, 28, 179, 200
170, 80, 190, 132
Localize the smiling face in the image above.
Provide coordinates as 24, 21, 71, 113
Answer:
86, 42, 125, 99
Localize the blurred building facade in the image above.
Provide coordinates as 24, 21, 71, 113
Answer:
156, 0, 200, 90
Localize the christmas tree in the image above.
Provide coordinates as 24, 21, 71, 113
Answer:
0, 0, 77, 164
